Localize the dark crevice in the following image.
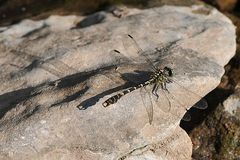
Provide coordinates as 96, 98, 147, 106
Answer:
181, 35, 240, 132
180, 87, 234, 133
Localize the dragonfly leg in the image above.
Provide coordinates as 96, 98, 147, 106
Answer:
152, 84, 156, 95
155, 84, 160, 100
152, 84, 159, 99
162, 82, 170, 94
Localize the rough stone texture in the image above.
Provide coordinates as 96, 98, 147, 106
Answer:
219, 86, 240, 159
223, 87, 240, 117
190, 85, 240, 159
188, 11, 240, 159
0, 5, 236, 160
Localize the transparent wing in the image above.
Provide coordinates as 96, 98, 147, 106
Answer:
140, 84, 191, 124
161, 78, 208, 112
170, 78, 208, 109
151, 87, 188, 121
122, 34, 157, 70
122, 34, 144, 58
140, 87, 154, 124
151, 78, 207, 121
109, 49, 135, 65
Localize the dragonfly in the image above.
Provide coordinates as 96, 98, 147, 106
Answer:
102, 34, 208, 124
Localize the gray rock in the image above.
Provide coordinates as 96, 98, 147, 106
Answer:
223, 85, 240, 119
0, 5, 236, 160
1, 19, 45, 44
191, 85, 240, 160
45, 15, 81, 31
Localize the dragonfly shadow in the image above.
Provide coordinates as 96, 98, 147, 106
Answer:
0, 86, 39, 119
78, 69, 152, 110
0, 65, 117, 119
10, 59, 43, 79
51, 65, 117, 108
51, 85, 89, 108
121, 70, 152, 84
77, 81, 133, 110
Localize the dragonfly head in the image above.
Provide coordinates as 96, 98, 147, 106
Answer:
163, 67, 173, 77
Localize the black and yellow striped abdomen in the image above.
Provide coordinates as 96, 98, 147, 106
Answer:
102, 67, 173, 108
102, 80, 153, 107
102, 69, 168, 107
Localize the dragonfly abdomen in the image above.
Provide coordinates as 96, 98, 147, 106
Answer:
102, 80, 151, 107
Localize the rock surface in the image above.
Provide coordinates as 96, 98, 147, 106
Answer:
0, 5, 236, 160
188, 10, 240, 159
190, 85, 240, 159
223, 86, 240, 117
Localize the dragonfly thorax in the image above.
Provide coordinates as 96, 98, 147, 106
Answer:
149, 67, 173, 84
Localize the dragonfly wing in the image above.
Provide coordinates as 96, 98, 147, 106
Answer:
152, 87, 190, 121
167, 78, 208, 111
140, 87, 154, 124
159, 89, 174, 112
109, 49, 135, 64
122, 34, 144, 58
122, 34, 157, 70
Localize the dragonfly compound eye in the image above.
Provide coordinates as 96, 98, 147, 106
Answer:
164, 67, 173, 77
